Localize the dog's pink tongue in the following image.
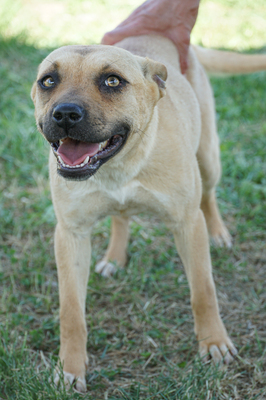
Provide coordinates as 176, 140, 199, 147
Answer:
58, 138, 99, 166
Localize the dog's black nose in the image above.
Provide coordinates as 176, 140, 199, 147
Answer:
52, 103, 84, 129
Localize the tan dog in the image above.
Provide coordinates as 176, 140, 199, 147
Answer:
31, 35, 266, 392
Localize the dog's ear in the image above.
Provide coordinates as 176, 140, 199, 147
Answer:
31, 82, 37, 103
136, 56, 167, 99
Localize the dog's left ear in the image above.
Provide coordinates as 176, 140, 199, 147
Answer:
136, 56, 168, 98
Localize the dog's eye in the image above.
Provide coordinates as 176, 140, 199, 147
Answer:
42, 76, 55, 88
105, 76, 120, 87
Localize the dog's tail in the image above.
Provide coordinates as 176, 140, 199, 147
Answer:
192, 45, 266, 75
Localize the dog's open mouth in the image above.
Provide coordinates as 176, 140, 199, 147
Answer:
51, 134, 127, 180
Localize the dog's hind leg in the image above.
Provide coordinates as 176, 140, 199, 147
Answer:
196, 116, 231, 247
186, 50, 232, 247
95, 215, 129, 277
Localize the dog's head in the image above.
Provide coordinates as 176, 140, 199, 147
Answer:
31, 45, 167, 181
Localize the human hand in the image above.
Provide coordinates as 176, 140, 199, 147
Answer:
101, 0, 200, 74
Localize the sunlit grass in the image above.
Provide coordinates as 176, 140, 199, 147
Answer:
0, 0, 265, 49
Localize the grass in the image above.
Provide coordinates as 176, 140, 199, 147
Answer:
0, 0, 266, 398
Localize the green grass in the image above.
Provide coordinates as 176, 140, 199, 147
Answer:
0, 0, 266, 399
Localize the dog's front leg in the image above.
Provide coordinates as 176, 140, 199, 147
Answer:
173, 210, 237, 364
54, 223, 91, 393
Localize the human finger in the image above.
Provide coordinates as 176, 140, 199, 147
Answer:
101, 20, 151, 45
167, 27, 190, 74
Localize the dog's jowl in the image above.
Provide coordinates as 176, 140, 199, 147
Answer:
31, 36, 266, 392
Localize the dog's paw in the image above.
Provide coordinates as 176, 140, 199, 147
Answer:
199, 337, 237, 365
210, 224, 232, 248
95, 260, 117, 277
53, 370, 86, 393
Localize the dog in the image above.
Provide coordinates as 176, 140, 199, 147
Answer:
31, 35, 266, 392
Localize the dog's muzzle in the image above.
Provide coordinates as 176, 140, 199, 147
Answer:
47, 103, 130, 181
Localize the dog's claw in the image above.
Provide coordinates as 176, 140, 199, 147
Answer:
53, 371, 86, 393
74, 377, 87, 393
211, 226, 232, 249
95, 260, 117, 277
200, 340, 237, 365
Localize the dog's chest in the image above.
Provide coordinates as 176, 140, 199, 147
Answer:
104, 180, 144, 205
64, 179, 172, 224
98, 180, 171, 215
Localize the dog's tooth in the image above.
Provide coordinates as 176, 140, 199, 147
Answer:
99, 140, 107, 151
84, 156, 90, 164
58, 157, 66, 167
58, 157, 88, 169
